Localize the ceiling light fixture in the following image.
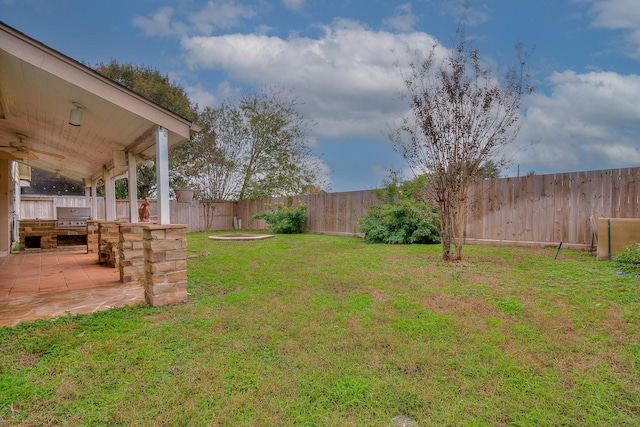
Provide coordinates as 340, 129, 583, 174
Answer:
69, 101, 84, 126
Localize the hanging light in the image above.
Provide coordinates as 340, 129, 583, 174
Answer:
69, 102, 84, 126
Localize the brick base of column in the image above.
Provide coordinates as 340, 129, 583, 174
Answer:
143, 224, 188, 306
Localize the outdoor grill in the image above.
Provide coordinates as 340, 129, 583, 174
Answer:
56, 207, 91, 228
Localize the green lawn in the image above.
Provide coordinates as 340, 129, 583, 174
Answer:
1, 233, 639, 426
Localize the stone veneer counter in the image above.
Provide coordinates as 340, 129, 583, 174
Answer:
19, 220, 88, 253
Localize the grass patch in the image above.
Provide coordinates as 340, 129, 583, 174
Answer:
1, 233, 639, 425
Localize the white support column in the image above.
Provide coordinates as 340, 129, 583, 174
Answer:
104, 168, 116, 221
12, 163, 20, 246
127, 151, 138, 223
91, 179, 98, 219
83, 178, 92, 213
155, 126, 170, 224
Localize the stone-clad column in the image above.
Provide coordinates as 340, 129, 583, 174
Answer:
87, 220, 99, 253
142, 224, 188, 306
118, 223, 146, 285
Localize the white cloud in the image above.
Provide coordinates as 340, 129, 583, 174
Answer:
383, 3, 418, 33
189, 0, 256, 35
181, 19, 446, 139
589, 0, 640, 29
132, 7, 178, 37
588, 0, 640, 57
185, 83, 218, 110
174, 10, 640, 181
509, 70, 640, 174
133, 2, 256, 37
282, 0, 304, 12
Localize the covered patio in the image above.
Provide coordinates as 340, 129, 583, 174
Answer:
0, 251, 144, 327
0, 22, 200, 325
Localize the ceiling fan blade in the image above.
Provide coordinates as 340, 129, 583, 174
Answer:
28, 148, 65, 159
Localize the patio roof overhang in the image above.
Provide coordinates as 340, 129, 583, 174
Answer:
0, 21, 201, 184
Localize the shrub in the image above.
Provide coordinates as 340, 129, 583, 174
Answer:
614, 242, 640, 278
250, 202, 308, 234
358, 176, 440, 244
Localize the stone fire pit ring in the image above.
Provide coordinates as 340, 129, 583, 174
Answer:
208, 234, 274, 241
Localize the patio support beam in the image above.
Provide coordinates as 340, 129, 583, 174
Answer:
104, 168, 116, 221
84, 183, 93, 221
89, 179, 98, 220
155, 126, 170, 225
127, 151, 138, 223
12, 164, 20, 245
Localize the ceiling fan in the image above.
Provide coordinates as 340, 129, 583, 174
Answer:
0, 133, 65, 161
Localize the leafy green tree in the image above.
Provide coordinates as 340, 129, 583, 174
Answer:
170, 104, 246, 230
476, 159, 502, 180
93, 60, 197, 120
91, 60, 198, 199
390, 27, 533, 261
172, 87, 324, 202
171, 104, 245, 203
237, 87, 322, 200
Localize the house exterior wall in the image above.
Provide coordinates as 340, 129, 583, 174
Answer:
0, 159, 11, 256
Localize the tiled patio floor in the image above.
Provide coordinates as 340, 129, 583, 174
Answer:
0, 252, 145, 327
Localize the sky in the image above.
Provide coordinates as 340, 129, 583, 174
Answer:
2, 0, 640, 193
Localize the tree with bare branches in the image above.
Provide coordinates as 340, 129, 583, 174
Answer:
390, 29, 533, 261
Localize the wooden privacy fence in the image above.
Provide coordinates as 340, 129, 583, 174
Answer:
19, 167, 640, 247
240, 167, 639, 247
465, 168, 640, 247
236, 190, 382, 235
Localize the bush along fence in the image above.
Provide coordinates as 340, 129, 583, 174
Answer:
250, 202, 308, 234
20, 166, 640, 248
